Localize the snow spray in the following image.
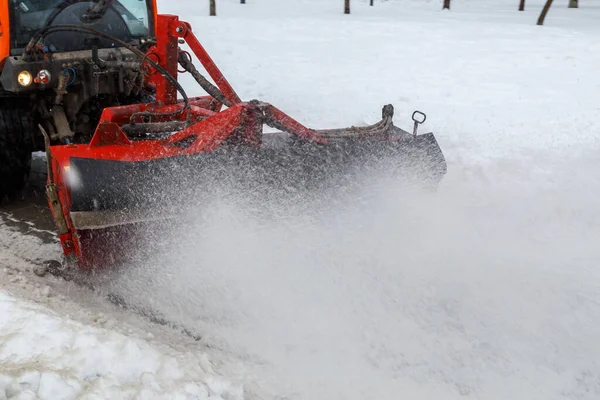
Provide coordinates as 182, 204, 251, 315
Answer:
103, 147, 600, 400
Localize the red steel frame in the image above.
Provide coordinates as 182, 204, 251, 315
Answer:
48, 14, 331, 265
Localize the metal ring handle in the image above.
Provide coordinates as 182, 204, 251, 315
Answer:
412, 110, 427, 124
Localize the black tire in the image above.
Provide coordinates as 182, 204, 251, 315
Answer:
0, 99, 34, 201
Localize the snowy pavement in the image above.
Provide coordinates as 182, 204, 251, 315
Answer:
0, 228, 258, 400
0, 291, 243, 400
2, 0, 600, 399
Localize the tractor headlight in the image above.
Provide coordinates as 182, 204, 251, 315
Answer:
17, 70, 33, 87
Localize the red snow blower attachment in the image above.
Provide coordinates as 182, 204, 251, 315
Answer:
36, 15, 446, 269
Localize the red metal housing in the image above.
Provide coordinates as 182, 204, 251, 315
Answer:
45, 14, 446, 268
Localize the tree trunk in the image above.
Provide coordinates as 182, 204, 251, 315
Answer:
443, 0, 450, 10
519, 0, 525, 11
537, 0, 554, 25
568, 0, 578, 8
241, 0, 245, 4
370, 0, 374, 5
210, 0, 216, 16
345, 0, 350, 14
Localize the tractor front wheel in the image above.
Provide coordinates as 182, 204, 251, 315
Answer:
0, 99, 34, 201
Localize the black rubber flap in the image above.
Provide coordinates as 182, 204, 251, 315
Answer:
69, 133, 446, 213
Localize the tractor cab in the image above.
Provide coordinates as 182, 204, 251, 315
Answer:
6, 0, 154, 56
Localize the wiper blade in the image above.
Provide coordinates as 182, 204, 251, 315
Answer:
81, 0, 111, 23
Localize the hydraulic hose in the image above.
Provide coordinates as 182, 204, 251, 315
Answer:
177, 51, 231, 107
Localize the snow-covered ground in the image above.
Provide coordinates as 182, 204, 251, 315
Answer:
166, 0, 600, 166
0, 227, 260, 400
0, 291, 243, 400
2, 0, 600, 399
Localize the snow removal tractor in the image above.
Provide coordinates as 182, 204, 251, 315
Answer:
0, 0, 447, 269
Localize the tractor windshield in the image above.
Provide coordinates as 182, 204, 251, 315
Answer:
9, 0, 154, 55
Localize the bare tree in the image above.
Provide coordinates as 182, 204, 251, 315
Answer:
345, 0, 350, 14
519, 0, 525, 11
210, 0, 216, 16
568, 0, 578, 8
537, 0, 554, 25
443, 0, 450, 10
